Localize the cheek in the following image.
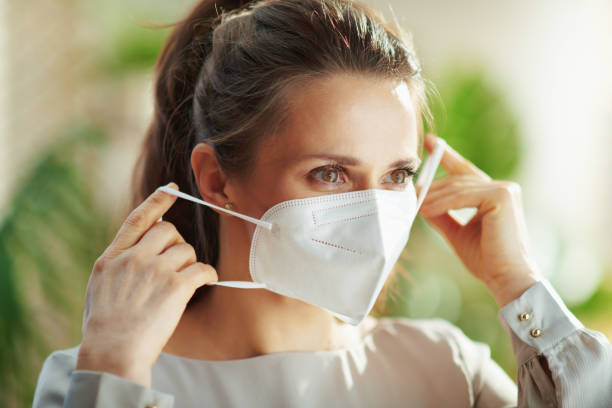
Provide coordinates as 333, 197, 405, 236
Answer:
239, 167, 315, 217
229, 169, 291, 220
243, 222, 257, 243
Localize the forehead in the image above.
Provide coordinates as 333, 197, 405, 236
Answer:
263, 73, 420, 166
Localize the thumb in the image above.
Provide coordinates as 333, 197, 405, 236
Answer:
422, 212, 462, 243
179, 262, 218, 289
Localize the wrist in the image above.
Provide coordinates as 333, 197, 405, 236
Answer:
485, 272, 539, 308
77, 343, 152, 387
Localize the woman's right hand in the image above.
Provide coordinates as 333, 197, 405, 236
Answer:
75, 182, 218, 387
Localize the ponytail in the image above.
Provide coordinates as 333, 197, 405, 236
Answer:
130, 0, 251, 307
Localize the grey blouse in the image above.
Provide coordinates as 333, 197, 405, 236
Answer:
32, 279, 612, 407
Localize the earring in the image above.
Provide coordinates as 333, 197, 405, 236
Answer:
224, 202, 234, 210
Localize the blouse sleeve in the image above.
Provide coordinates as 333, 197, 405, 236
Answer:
497, 278, 612, 407
32, 347, 175, 408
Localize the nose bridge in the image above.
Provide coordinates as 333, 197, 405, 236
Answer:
351, 161, 387, 191
355, 176, 379, 191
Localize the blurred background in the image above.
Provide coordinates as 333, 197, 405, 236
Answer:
0, 0, 610, 406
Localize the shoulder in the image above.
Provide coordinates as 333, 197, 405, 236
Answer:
373, 316, 480, 344
370, 317, 492, 376
32, 344, 81, 407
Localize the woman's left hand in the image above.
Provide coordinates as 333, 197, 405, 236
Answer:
417, 133, 540, 307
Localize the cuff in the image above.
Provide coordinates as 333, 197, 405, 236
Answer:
497, 278, 584, 365
64, 369, 174, 408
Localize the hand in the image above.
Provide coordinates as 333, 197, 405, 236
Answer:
76, 182, 218, 387
418, 134, 539, 307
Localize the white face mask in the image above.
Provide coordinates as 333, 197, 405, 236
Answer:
158, 138, 446, 325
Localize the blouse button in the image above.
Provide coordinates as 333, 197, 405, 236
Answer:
518, 312, 531, 321
530, 328, 542, 337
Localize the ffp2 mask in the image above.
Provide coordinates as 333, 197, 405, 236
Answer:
157, 137, 446, 324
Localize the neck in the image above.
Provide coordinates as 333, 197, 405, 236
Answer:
163, 217, 368, 361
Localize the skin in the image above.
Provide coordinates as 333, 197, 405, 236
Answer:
76, 73, 539, 387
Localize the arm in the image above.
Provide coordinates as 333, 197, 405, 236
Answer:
497, 278, 612, 407
63, 370, 174, 408
418, 134, 612, 406
32, 348, 174, 408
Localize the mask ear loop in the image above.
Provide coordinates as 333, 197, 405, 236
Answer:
415, 138, 447, 211
156, 186, 273, 230
155, 185, 269, 289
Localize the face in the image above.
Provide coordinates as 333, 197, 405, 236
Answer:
226, 73, 422, 221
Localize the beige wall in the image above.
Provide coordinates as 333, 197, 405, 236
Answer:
0, 0, 156, 222
1, 0, 84, 216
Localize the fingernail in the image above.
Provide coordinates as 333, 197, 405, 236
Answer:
156, 182, 178, 193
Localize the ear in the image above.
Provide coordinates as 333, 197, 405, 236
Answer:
191, 143, 230, 213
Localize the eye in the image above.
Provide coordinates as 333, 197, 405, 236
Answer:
385, 168, 415, 184
311, 165, 346, 184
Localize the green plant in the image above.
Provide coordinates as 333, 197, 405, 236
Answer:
0, 122, 111, 407
426, 63, 522, 180
97, 23, 171, 75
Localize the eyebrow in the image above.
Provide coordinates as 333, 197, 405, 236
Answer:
297, 153, 422, 169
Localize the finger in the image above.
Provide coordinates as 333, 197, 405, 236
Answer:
426, 174, 488, 193
423, 212, 463, 242
423, 132, 436, 153
416, 175, 476, 206
423, 176, 489, 203
419, 185, 498, 217
158, 242, 197, 272
133, 220, 186, 256
178, 262, 218, 289
109, 182, 179, 254
425, 134, 490, 180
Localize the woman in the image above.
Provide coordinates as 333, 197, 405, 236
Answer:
33, 0, 612, 406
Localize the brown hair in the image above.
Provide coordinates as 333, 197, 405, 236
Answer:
130, 0, 433, 308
